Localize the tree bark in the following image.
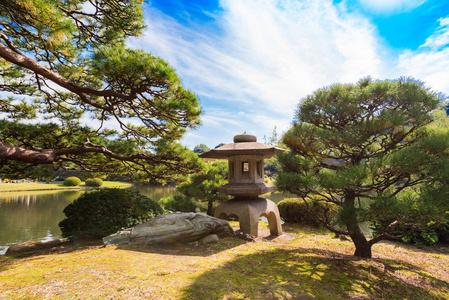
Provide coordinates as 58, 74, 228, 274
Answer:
0, 141, 152, 165
350, 231, 372, 258
345, 194, 372, 258
207, 199, 213, 216
0, 142, 56, 164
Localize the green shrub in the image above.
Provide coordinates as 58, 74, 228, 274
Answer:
63, 176, 81, 186
160, 195, 205, 213
402, 229, 439, 246
374, 221, 449, 246
277, 198, 334, 227
58, 188, 163, 238
85, 178, 103, 187
413, 222, 449, 245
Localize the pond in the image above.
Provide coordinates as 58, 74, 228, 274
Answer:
0, 185, 177, 255
0, 185, 286, 255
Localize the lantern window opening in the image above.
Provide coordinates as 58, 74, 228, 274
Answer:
257, 161, 263, 178
242, 161, 250, 179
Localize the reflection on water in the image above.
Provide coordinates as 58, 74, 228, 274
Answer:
0, 186, 291, 255
0, 190, 82, 255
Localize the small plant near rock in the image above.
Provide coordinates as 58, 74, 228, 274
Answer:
63, 176, 81, 186
85, 178, 103, 187
59, 188, 163, 238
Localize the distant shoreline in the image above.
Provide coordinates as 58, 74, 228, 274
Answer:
0, 181, 132, 193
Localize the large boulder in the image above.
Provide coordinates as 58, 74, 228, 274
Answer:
103, 213, 234, 246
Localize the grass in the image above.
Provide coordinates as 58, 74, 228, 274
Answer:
1, 224, 448, 299
0, 181, 132, 192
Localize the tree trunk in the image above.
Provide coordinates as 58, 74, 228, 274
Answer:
345, 194, 372, 258
207, 199, 213, 216
350, 231, 372, 258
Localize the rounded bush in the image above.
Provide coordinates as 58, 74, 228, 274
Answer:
63, 176, 81, 186
277, 198, 333, 227
58, 188, 163, 238
85, 178, 103, 187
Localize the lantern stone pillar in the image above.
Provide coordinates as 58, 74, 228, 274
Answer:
200, 133, 283, 237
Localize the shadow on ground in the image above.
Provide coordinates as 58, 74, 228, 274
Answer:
115, 236, 248, 257
115, 226, 295, 257
181, 247, 449, 300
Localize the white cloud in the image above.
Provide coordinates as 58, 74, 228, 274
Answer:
421, 17, 449, 50
131, 0, 385, 148
357, 0, 427, 15
201, 110, 244, 128
398, 17, 449, 95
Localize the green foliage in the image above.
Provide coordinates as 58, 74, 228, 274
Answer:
85, 178, 103, 187
402, 230, 439, 246
53, 169, 89, 181
374, 222, 449, 247
371, 196, 449, 246
0, 0, 202, 181
160, 195, 204, 213
214, 143, 225, 149
438, 223, 449, 244
63, 176, 81, 186
428, 109, 449, 131
193, 144, 210, 154
263, 126, 281, 146
276, 77, 446, 257
277, 198, 336, 227
105, 173, 133, 182
175, 161, 231, 215
264, 156, 280, 178
59, 188, 163, 238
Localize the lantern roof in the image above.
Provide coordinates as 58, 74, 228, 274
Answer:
199, 133, 284, 159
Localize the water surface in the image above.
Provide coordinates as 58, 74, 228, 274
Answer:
0, 190, 82, 255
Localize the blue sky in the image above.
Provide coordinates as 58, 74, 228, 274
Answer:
130, 0, 449, 149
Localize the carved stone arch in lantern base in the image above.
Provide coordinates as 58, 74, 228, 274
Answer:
200, 133, 284, 237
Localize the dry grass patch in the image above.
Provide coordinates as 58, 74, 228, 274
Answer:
1, 224, 448, 299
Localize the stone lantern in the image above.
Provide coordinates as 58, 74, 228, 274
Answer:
200, 133, 283, 237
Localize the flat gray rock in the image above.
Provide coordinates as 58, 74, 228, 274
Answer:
5, 239, 62, 255
103, 213, 234, 246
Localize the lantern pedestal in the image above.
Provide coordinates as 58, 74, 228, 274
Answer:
214, 198, 283, 237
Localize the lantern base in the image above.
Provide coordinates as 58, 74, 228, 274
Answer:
214, 198, 283, 237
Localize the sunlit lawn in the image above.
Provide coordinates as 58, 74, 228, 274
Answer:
0, 181, 132, 192
1, 224, 448, 299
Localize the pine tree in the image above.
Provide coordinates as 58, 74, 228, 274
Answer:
276, 77, 448, 258
0, 0, 202, 181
